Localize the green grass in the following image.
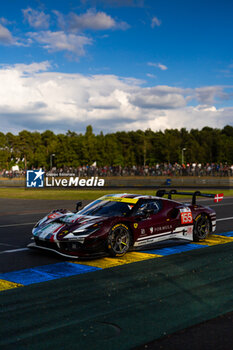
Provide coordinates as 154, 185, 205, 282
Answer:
0, 187, 232, 201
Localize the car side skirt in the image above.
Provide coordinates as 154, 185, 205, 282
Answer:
134, 226, 193, 247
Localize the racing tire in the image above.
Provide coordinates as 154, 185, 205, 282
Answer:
107, 224, 132, 257
193, 214, 210, 242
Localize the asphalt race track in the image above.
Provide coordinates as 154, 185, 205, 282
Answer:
0, 196, 233, 349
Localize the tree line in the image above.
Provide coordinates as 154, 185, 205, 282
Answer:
0, 125, 233, 170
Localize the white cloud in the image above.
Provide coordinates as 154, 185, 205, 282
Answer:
28, 31, 92, 55
194, 105, 218, 112
129, 86, 187, 109
0, 17, 12, 26
53, 10, 66, 30
0, 63, 232, 133
0, 22, 29, 47
151, 16, 161, 28
0, 23, 14, 44
146, 73, 156, 78
148, 62, 168, 70
1, 61, 52, 75
194, 86, 229, 104
70, 10, 114, 30
156, 106, 233, 131
157, 63, 167, 71
58, 9, 129, 31
0, 9, 128, 58
22, 8, 50, 29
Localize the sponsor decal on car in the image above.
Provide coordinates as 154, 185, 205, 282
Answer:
180, 208, 193, 224
187, 226, 193, 235
48, 212, 63, 220
112, 223, 128, 230
154, 224, 173, 232
100, 196, 138, 204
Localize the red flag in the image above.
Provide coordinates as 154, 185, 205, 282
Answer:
214, 193, 224, 203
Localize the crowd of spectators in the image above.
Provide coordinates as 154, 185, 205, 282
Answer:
68, 163, 233, 177
2, 162, 233, 177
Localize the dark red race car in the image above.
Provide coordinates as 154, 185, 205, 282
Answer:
28, 190, 223, 258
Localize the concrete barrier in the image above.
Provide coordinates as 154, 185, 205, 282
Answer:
103, 176, 232, 189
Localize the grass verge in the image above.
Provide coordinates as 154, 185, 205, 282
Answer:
0, 188, 232, 201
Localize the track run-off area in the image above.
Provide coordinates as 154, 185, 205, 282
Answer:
0, 197, 233, 349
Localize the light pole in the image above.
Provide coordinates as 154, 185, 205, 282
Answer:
182, 148, 186, 165
50, 153, 55, 170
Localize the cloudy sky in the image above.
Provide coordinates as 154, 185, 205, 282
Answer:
0, 0, 232, 134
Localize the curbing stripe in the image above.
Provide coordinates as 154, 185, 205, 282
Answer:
72, 251, 161, 269
142, 243, 206, 256
0, 279, 23, 291
193, 235, 233, 246
0, 262, 101, 286
214, 231, 233, 237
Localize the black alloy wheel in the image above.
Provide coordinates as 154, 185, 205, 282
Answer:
107, 224, 131, 257
193, 214, 210, 241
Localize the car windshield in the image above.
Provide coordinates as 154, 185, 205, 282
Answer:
78, 199, 135, 217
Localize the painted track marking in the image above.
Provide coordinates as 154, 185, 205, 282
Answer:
0, 222, 35, 228
211, 202, 233, 207
216, 217, 233, 222
0, 243, 16, 247
0, 248, 29, 254
72, 252, 161, 269
194, 235, 233, 246
0, 262, 100, 286
0, 279, 23, 291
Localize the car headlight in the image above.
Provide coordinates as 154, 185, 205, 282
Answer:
72, 226, 100, 235
72, 222, 103, 235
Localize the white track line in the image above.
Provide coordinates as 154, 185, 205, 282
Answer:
0, 248, 29, 254
211, 202, 233, 207
0, 243, 16, 247
216, 217, 233, 222
0, 222, 35, 228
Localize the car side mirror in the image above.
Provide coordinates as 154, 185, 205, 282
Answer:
76, 201, 82, 212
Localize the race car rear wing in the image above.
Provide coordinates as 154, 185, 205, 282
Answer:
156, 189, 224, 205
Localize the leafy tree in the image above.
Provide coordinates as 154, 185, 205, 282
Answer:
0, 125, 232, 170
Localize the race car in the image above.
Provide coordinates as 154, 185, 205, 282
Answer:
27, 190, 223, 258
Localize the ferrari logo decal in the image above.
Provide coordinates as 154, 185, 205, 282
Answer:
134, 223, 138, 229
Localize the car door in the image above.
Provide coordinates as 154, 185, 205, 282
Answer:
133, 199, 176, 247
